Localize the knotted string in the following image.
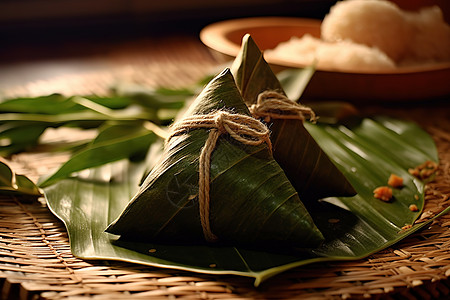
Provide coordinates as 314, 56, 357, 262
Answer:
250, 90, 317, 123
169, 110, 272, 242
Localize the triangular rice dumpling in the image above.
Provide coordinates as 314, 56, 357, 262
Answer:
106, 69, 324, 247
231, 34, 355, 202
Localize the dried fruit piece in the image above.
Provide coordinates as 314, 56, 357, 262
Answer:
401, 224, 412, 231
373, 186, 393, 202
409, 204, 419, 212
388, 173, 403, 188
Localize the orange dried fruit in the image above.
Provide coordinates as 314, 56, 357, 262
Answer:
409, 204, 419, 212
373, 186, 392, 202
388, 174, 403, 188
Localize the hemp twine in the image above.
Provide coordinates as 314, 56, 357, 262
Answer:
169, 110, 272, 242
250, 90, 317, 123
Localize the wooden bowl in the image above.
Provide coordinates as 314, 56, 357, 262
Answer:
200, 17, 450, 102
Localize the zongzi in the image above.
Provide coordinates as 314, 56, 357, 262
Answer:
231, 34, 356, 202
106, 69, 324, 247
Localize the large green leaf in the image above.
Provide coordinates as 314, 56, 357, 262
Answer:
0, 87, 193, 155
38, 123, 159, 187
44, 110, 447, 286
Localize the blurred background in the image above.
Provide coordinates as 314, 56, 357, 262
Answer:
0, 0, 448, 90
0, 0, 339, 60
0, 0, 335, 89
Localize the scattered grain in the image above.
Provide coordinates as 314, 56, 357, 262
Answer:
409, 204, 419, 212
408, 160, 438, 181
373, 186, 393, 202
401, 224, 412, 231
388, 174, 403, 188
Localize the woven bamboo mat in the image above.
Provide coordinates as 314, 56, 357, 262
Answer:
1, 36, 450, 299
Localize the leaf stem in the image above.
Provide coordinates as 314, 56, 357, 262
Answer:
144, 121, 169, 139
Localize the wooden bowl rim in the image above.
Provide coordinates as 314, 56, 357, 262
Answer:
200, 16, 450, 75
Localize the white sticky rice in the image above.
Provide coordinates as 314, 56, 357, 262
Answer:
321, 0, 413, 62
402, 6, 450, 64
267, 34, 396, 71
266, 0, 450, 72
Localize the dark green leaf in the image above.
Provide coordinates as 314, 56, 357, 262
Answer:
0, 94, 81, 114
372, 116, 439, 162
277, 66, 315, 102
305, 118, 435, 229
0, 122, 47, 156
0, 159, 42, 197
112, 83, 192, 110
0, 91, 176, 155
38, 123, 159, 187
83, 95, 132, 110
0, 93, 134, 114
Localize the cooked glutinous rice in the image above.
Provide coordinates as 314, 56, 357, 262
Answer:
266, 0, 450, 72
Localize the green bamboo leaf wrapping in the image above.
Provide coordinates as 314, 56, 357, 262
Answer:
106, 69, 324, 247
231, 34, 355, 202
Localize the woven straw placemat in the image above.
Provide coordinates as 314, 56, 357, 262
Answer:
1, 37, 450, 299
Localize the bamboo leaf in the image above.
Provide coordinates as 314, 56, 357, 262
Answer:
371, 116, 439, 162
38, 123, 159, 187
84, 95, 132, 110
0, 122, 48, 156
0, 94, 82, 114
231, 34, 355, 202
305, 119, 433, 228
277, 66, 315, 102
0, 93, 133, 114
112, 83, 193, 110
0, 159, 42, 197
43, 114, 447, 287
0, 92, 173, 156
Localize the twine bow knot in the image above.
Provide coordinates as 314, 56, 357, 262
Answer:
169, 110, 272, 242
250, 90, 316, 123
